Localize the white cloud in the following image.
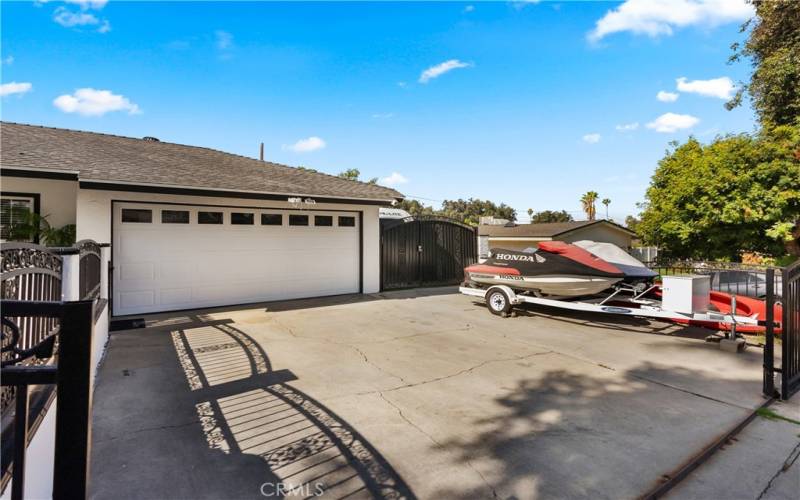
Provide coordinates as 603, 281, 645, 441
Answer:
52, 5, 110, 32
53, 7, 99, 27
283, 136, 326, 153
419, 59, 472, 84
65, 0, 108, 9
657, 90, 679, 102
372, 113, 394, 119
512, 0, 541, 10
0, 82, 32, 97
676, 76, 736, 99
582, 133, 601, 144
53, 88, 141, 116
588, 0, 753, 42
615, 122, 639, 131
2, 55, 13, 65
646, 112, 699, 133
215, 30, 233, 50
463, 5, 475, 13
379, 172, 408, 187
397, 81, 407, 88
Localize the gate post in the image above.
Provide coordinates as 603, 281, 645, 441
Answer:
763, 268, 775, 397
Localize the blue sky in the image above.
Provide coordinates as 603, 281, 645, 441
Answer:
1, 1, 757, 221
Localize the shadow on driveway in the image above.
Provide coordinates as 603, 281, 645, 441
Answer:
90, 316, 415, 500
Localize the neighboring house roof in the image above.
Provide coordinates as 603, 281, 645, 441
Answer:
0, 122, 403, 203
478, 220, 636, 238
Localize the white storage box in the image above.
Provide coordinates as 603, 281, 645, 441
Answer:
661, 275, 710, 314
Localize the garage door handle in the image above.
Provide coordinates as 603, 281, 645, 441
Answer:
418, 245, 423, 252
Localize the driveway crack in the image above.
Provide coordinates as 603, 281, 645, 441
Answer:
756, 439, 800, 500
94, 419, 201, 444
378, 391, 498, 499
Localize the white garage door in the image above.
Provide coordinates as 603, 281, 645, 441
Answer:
112, 202, 360, 316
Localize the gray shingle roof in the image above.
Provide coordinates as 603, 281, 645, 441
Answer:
0, 122, 404, 203
478, 220, 636, 237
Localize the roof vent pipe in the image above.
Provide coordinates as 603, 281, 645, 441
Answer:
260, 142, 264, 161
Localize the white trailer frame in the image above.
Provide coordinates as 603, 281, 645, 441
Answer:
459, 285, 761, 326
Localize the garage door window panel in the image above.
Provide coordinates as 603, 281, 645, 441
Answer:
198, 211, 224, 224
121, 209, 153, 223
338, 216, 356, 227
162, 210, 190, 224
261, 214, 282, 226
314, 215, 333, 227
289, 215, 309, 226
231, 212, 255, 225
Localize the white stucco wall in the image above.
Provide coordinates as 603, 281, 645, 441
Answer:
76, 188, 383, 295
0, 176, 78, 230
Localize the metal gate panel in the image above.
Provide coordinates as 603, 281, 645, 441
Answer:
381, 217, 477, 291
781, 261, 800, 399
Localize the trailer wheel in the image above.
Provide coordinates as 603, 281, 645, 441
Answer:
486, 289, 512, 316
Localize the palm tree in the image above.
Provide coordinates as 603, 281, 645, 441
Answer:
527, 208, 534, 221
580, 191, 599, 221
602, 198, 611, 219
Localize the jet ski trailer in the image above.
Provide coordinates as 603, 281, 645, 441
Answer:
459, 284, 762, 328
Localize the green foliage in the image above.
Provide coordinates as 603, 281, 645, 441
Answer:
439, 198, 517, 226
637, 125, 800, 259
338, 168, 361, 181
5, 207, 77, 247
580, 191, 599, 220
396, 197, 516, 226
338, 168, 377, 184
624, 215, 640, 233
395, 199, 436, 217
530, 210, 574, 223
728, 1, 800, 127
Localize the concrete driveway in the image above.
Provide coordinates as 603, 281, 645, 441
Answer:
90, 287, 768, 499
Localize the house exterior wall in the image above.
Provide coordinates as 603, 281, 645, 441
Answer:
0, 176, 78, 230
76, 188, 383, 293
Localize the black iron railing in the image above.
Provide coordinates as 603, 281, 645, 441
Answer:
77, 240, 101, 301
0, 244, 63, 415
646, 261, 782, 299
1, 300, 95, 500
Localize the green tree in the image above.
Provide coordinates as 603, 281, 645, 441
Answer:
728, 1, 800, 126
527, 208, 534, 220
601, 198, 611, 219
580, 191, 599, 221
530, 210, 574, 223
624, 215, 640, 234
637, 126, 800, 259
440, 198, 517, 226
337, 168, 378, 184
395, 199, 436, 217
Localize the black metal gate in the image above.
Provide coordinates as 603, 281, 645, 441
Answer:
764, 260, 800, 400
380, 217, 477, 290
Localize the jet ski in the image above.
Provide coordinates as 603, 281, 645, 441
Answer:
463, 241, 625, 298
572, 240, 658, 286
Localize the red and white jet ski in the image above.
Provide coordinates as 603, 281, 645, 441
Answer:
464, 241, 626, 298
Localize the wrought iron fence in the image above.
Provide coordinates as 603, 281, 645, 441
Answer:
646, 260, 782, 299
778, 261, 800, 399
0, 244, 63, 413
76, 240, 101, 301
1, 300, 95, 499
